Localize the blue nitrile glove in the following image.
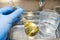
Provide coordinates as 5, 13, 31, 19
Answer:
0, 6, 23, 40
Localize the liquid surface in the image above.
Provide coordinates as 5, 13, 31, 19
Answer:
24, 21, 38, 37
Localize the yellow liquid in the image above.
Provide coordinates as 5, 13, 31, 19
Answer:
24, 21, 38, 39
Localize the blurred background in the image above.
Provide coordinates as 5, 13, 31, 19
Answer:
0, 0, 60, 10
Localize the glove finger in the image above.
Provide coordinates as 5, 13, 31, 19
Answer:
0, 6, 14, 15
8, 8, 23, 19
12, 17, 20, 24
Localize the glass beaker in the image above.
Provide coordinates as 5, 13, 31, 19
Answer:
39, 9, 60, 38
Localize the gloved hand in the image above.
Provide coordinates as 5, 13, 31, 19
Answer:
0, 6, 23, 40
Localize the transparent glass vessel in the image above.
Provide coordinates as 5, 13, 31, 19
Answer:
22, 11, 40, 39
39, 9, 60, 38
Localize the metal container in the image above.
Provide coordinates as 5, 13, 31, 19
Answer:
8, 10, 60, 40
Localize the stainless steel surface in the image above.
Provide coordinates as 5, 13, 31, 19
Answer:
10, 25, 27, 40
9, 25, 60, 40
